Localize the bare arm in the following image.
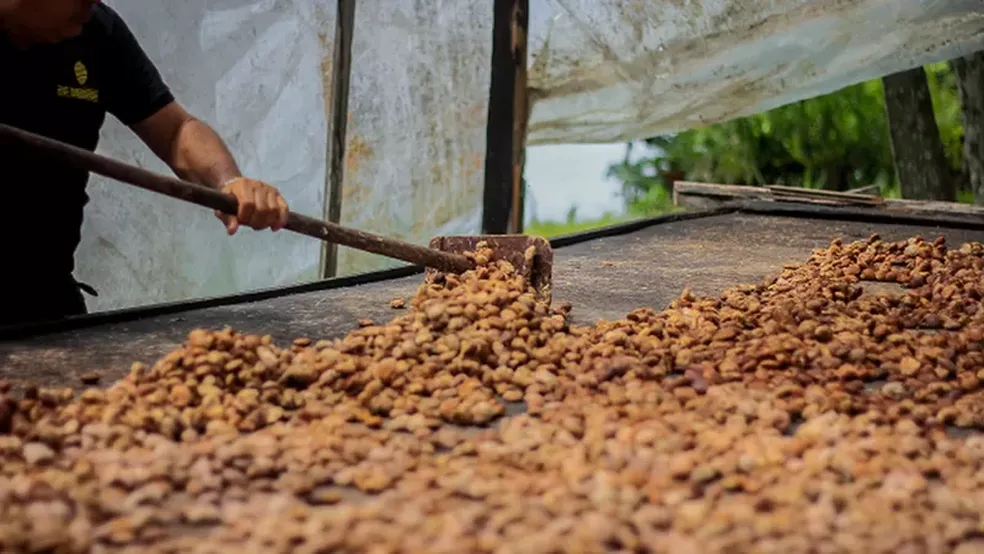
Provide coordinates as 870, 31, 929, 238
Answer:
132, 101, 240, 189
131, 102, 288, 234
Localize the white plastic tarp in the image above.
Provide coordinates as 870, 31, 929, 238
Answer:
75, 0, 984, 312
79, 0, 328, 312
527, 0, 984, 144
329, 0, 493, 276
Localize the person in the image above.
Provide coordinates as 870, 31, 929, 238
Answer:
0, 0, 291, 326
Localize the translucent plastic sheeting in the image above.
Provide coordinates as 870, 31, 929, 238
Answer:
81, 0, 491, 312
77, 0, 327, 312
526, 0, 984, 144
323, 0, 493, 276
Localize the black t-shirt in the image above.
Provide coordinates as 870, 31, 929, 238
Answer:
0, 4, 173, 284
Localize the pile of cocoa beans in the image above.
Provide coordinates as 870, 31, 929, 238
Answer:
1, 235, 983, 553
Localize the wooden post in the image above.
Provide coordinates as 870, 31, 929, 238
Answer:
320, 0, 357, 278
482, 0, 529, 234
509, 0, 530, 234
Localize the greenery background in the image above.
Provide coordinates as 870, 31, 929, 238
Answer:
527, 61, 970, 237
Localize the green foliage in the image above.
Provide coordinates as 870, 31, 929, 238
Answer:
925, 61, 964, 170
609, 63, 969, 214
526, 212, 630, 238
958, 189, 976, 204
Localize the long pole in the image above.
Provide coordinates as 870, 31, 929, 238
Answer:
0, 123, 474, 274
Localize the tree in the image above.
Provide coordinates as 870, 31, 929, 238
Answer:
608, 61, 970, 215
952, 52, 984, 203
882, 67, 955, 201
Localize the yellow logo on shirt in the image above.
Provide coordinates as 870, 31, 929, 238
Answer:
57, 61, 99, 103
74, 61, 88, 85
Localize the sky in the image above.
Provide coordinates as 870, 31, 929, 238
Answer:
523, 143, 628, 224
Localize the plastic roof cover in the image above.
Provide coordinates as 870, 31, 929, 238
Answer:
75, 0, 984, 312
527, 0, 984, 144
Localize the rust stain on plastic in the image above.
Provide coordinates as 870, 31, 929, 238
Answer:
345, 132, 374, 174
319, 48, 333, 111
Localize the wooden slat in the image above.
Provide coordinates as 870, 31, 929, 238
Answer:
769, 193, 870, 207
673, 181, 772, 200
769, 191, 883, 207
765, 184, 883, 203
884, 198, 984, 216
675, 181, 881, 207
847, 184, 881, 195
673, 181, 984, 217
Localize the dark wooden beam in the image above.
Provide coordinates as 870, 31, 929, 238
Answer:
320, 0, 357, 278
482, 0, 529, 234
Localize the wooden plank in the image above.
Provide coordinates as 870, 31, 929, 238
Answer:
673, 181, 769, 211
673, 181, 772, 200
677, 181, 883, 203
672, 191, 730, 211
884, 198, 984, 216
320, 0, 357, 278
765, 184, 883, 203
768, 191, 883, 208
847, 184, 881, 195
673, 181, 884, 208
674, 181, 984, 217
769, 193, 867, 207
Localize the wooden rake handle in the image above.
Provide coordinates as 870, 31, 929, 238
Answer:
0, 123, 474, 274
